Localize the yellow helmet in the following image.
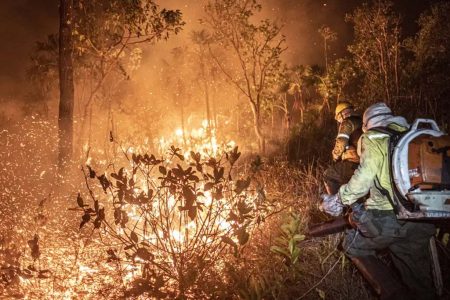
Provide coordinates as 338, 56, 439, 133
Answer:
335, 101, 353, 118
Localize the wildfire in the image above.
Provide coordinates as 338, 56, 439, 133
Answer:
10, 118, 259, 299
158, 119, 236, 158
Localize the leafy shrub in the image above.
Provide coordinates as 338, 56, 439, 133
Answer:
74, 146, 279, 298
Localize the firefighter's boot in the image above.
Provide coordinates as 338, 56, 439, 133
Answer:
350, 255, 409, 300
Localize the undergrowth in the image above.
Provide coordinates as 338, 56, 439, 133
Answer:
1, 116, 374, 299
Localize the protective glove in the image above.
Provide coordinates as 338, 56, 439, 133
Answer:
320, 193, 344, 217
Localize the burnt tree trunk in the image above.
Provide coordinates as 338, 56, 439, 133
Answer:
58, 0, 74, 170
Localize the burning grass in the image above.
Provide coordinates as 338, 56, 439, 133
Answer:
0, 116, 371, 299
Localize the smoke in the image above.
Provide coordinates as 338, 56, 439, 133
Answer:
262, 0, 360, 65
0, 0, 57, 96
0, 0, 438, 129
144, 0, 360, 66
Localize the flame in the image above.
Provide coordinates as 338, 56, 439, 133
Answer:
175, 128, 183, 137
28, 118, 252, 297
171, 229, 183, 242
78, 264, 98, 274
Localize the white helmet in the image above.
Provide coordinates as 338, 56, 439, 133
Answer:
363, 103, 392, 131
363, 102, 409, 132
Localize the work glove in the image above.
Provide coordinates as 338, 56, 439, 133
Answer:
320, 193, 344, 217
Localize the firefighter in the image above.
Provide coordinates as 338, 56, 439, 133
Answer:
322, 102, 436, 299
323, 101, 362, 195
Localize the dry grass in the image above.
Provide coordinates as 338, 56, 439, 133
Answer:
227, 160, 374, 300
0, 118, 374, 299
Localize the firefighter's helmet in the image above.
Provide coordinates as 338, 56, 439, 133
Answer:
335, 101, 354, 121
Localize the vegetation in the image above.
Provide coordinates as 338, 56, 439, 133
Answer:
204, 0, 285, 153
1, 0, 449, 298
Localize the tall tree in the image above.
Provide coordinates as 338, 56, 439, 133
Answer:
318, 26, 337, 76
346, 0, 401, 108
58, 0, 75, 170
404, 1, 450, 123
30, 0, 184, 160
204, 0, 285, 154
191, 30, 214, 135
72, 0, 183, 152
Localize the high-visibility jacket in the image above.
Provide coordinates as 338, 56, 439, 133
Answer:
332, 115, 362, 163
339, 123, 407, 210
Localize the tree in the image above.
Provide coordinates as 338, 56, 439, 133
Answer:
404, 1, 450, 124
159, 47, 193, 148
287, 65, 316, 124
318, 26, 337, 76
346, 0, 401, 108
191, 30, 215, 138
72, 1, 183, 147
29, 0, 184, 161
58, 0, 75, 170
204, 0, 285, 154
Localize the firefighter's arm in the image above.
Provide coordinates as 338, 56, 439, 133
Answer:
339, 136, 381, 205
332, 120, 353, 161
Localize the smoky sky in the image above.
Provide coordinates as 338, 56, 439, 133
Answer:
0, 0, 58, 96
0, 0, 440, 99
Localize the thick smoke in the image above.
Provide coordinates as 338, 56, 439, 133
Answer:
0, 0, 438, 124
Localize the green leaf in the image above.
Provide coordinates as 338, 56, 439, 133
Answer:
270, 246, 290, 258
293, 234, 305, 242
292, 247, 300, 264
289, 238, 295, 254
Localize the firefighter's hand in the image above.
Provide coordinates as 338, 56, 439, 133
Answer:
320, 193, 344, 217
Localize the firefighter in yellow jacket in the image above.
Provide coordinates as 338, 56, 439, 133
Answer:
322, 103, 436, 299
323, 101, 362, 195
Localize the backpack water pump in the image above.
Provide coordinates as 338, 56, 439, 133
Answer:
390, 119, 450, 219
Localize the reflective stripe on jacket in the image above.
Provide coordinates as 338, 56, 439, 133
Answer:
339, 123, 407, 210
332, 115, 362, 162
